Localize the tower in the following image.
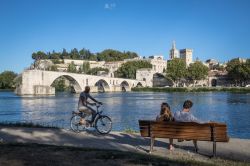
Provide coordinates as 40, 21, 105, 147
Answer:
179, 49, 193, 66
169, 41, 179, 59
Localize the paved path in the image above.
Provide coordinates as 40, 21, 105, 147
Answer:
0, 127, 250, 162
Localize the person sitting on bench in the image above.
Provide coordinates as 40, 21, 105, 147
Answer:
174, 100, 201, 151
156, 102, 175, 150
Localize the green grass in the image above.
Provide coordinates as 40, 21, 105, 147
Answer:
132, 87, 250, 93
0, 122, 59, 129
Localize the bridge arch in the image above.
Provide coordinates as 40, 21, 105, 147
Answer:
153, 73, 173, 87
136, 82, 143, 87
50, 75, 82, 93
94, 79, 110, 92
120, 80, 130, 92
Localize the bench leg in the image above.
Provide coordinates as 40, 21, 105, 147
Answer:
150, 137, 155, 153
213, 141, 217, 157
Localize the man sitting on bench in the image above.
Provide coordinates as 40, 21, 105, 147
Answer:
174, 100, 202, 151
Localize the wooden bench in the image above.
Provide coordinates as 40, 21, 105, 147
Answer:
138, 120, 229, 157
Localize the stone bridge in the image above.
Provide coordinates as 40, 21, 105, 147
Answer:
15, 70, 146, 95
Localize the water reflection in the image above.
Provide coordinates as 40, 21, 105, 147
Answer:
0, 91, 249, 138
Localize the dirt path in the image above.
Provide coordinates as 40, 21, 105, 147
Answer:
0, 127, 249, 163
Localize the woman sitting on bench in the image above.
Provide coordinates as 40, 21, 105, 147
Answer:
156, 102, 175, 150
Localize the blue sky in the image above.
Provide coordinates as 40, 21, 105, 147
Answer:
0, 0, 250, 73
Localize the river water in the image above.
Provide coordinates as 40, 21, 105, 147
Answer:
0, 91, 249, 139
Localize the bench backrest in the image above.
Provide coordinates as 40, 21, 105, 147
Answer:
139, 120, 229, 142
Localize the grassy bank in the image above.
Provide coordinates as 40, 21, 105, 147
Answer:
132, 87, 250, 93
0, 143, 248, 166
0, 89, 15, 92
0, 122, 59, 129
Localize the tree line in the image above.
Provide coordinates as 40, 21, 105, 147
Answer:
0, 71, 18, 89
32, 48, 138, 62
166, 58, 250, 87
226, 58, 250, 86
166, 58, 209, 87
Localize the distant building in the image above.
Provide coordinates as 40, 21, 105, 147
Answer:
179, 49, 193, 67
205, 59, 219, 70
169, 41, 193, 67
147, 55, 167, 73
136, 68, 155, 87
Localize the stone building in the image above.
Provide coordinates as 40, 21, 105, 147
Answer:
179, 49, 193, 67
147, 55, 167, 73
169, 41, 193, 67
136, 68, 155, 87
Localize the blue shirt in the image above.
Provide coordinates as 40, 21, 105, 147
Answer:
174, 111, 201, 123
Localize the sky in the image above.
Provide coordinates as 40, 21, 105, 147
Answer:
0, 0, 250, 73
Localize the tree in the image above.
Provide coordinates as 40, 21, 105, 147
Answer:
166, 58, 187, 87
32, 51, 48, 60
67, 62, 77, 73
70, 48, 80, 59
81, 62, 90, 73
50, 50, 60, 59
115, 60, 152, 79
79, 48, 96, 60
226, 58, 250, 86
97, 49, 138, 61
187, 61, 209, 86
61, 48, 69, 59
87, 67, 109, 75
0, 71, 17, 89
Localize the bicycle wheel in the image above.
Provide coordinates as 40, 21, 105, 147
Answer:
95, 115, 112, 134
70, 115, 81, 132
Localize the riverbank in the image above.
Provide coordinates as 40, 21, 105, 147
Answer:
0, 89, 14, 92
132, 87, 250, 93
0, 126, 249, 165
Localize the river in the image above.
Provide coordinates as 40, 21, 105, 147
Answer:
0, 91, 250, 139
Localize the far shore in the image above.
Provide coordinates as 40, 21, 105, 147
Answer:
0, 89, 14, 92
132, 87, 250, 93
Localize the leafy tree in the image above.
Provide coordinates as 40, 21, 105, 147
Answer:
67, 62, 77, 73
50, 50, 60, 59
79, 48, 96, 60
70, 48, 80, 59
226, 58, 250, 86
61, 48, 69, 59
87, 67, 109, 75
97, 49, 138, 61
187, 61, 209, 86
32, 51, 48, 60
115, 60, 152, 79
0, 71, 17, 89
81, 62, 90, 73
166, 58, 187, 87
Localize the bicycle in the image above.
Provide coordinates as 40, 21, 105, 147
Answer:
70, 103, 112, 134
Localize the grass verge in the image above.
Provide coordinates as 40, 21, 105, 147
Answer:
0, 122, 59, 129
132, 87, 250, 93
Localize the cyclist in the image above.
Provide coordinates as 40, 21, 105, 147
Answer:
78, 86, 102, 124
